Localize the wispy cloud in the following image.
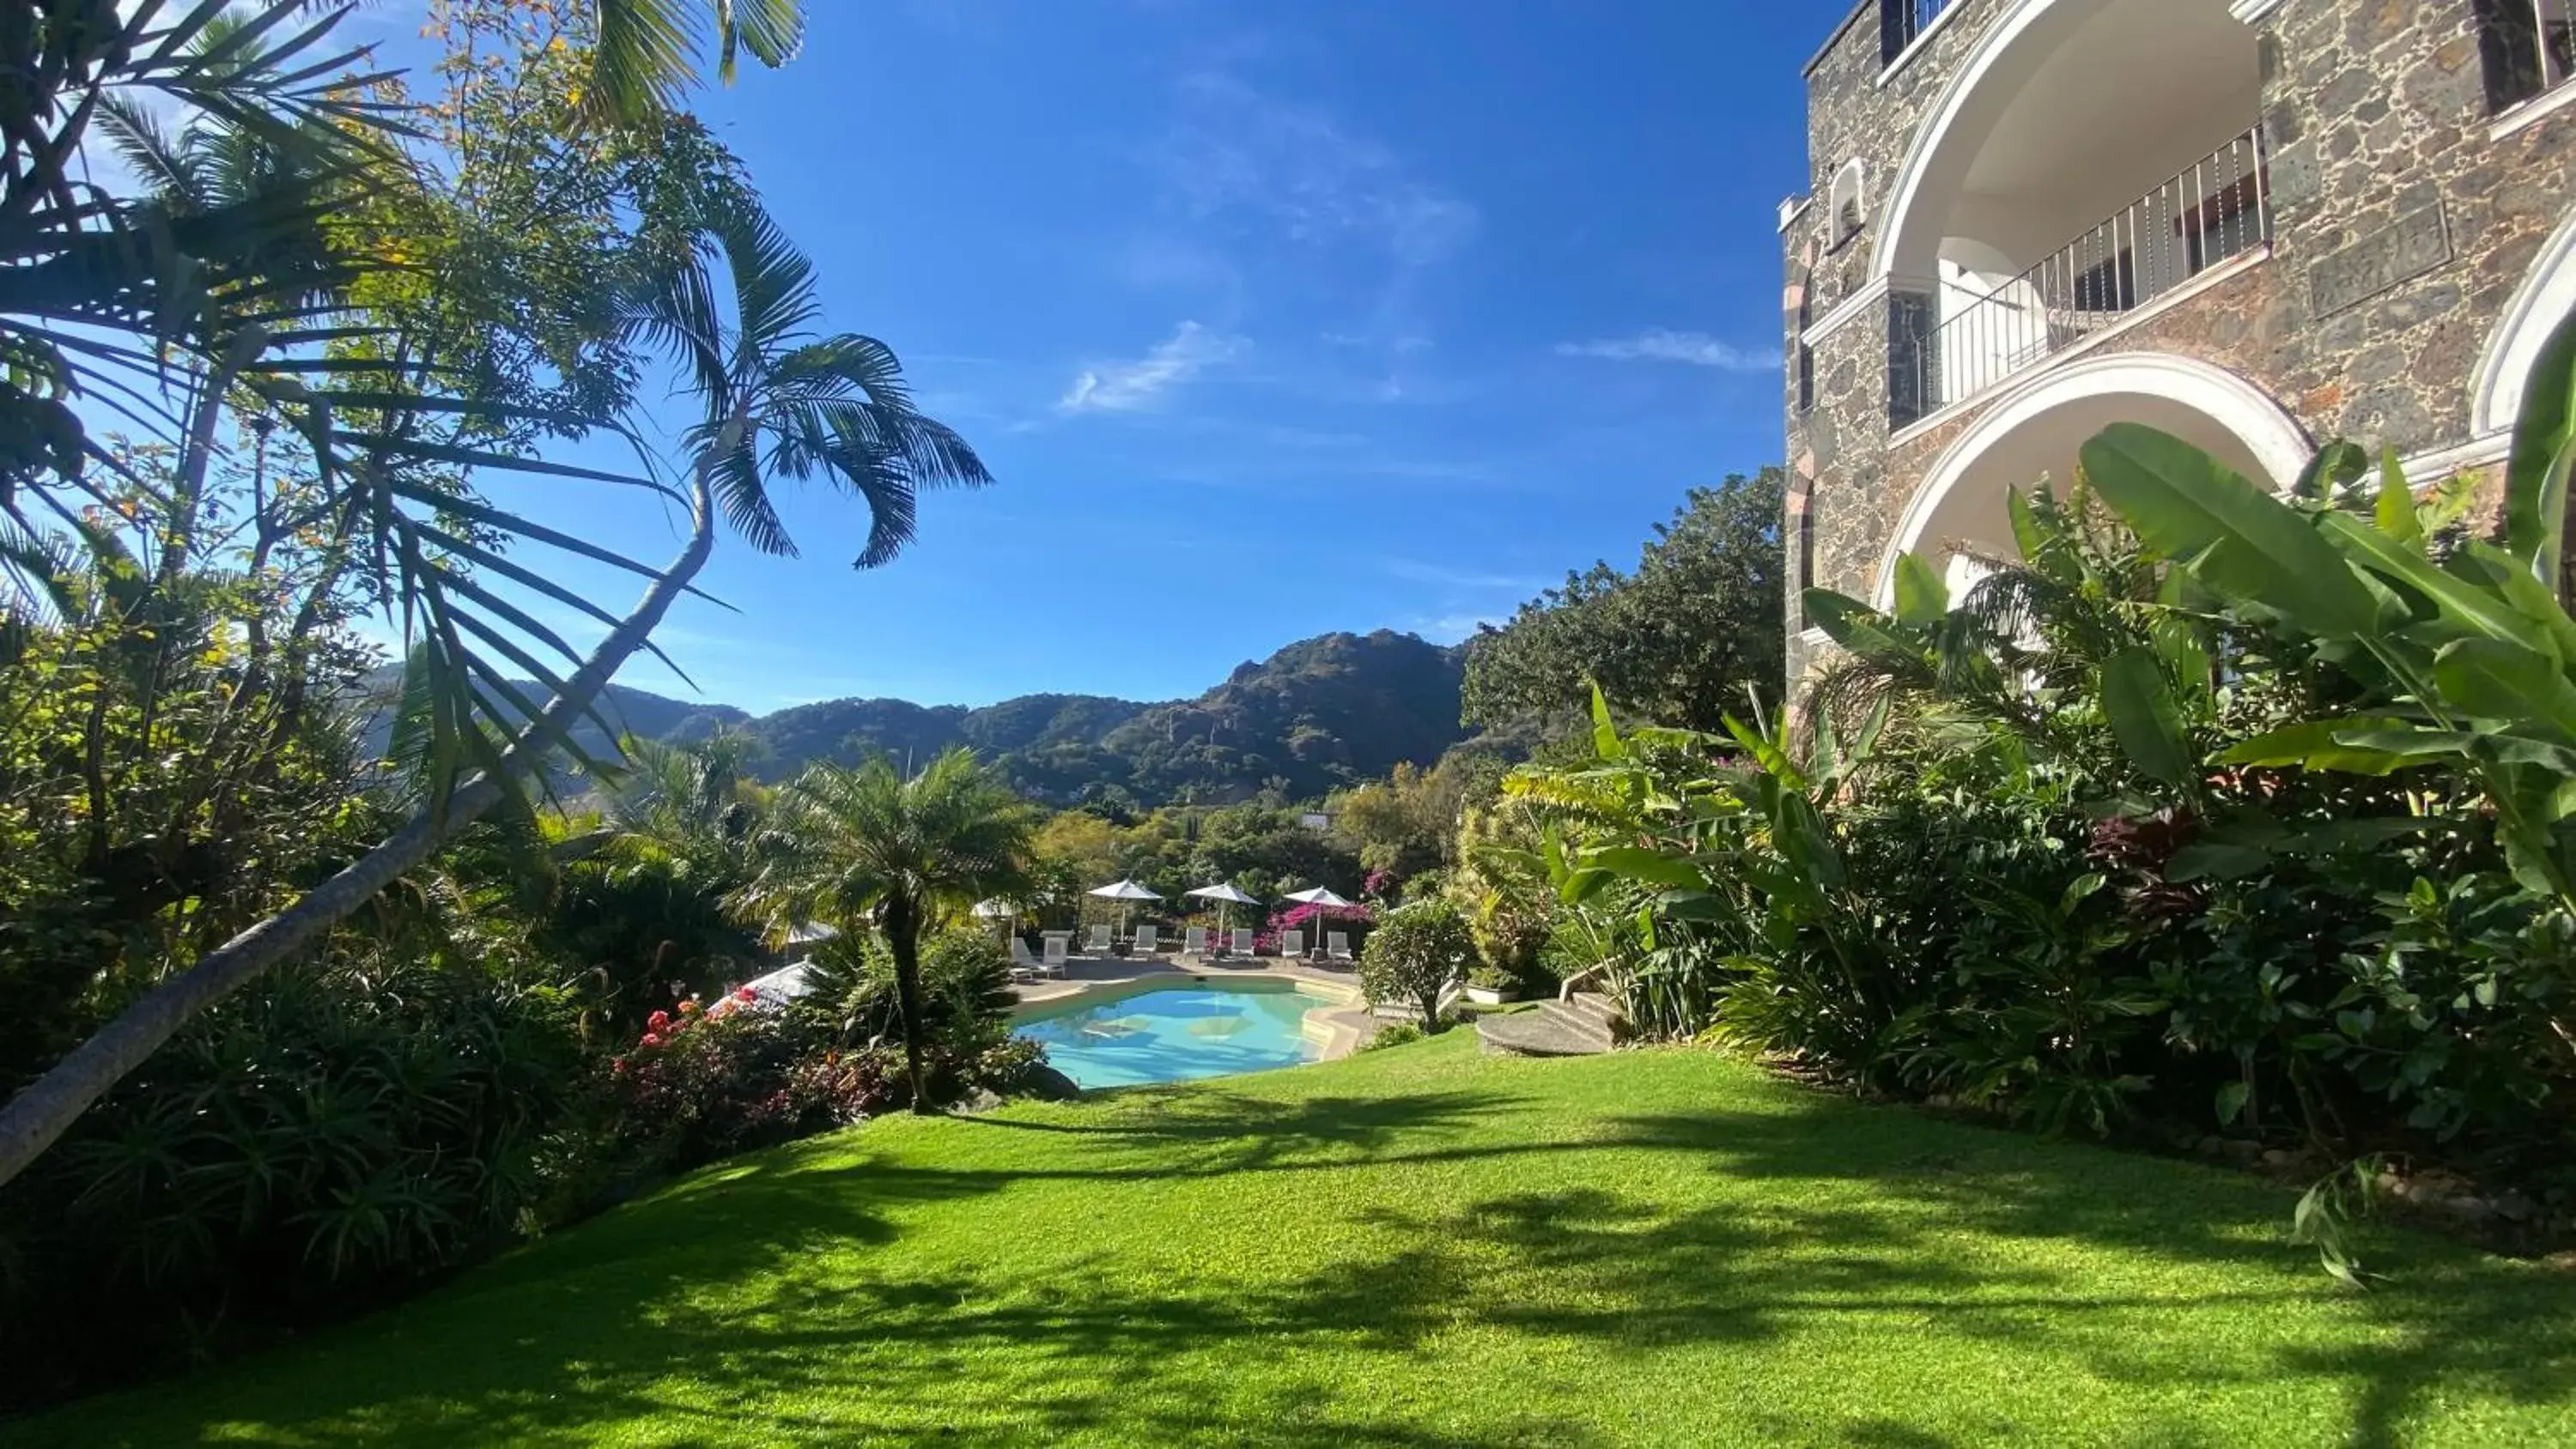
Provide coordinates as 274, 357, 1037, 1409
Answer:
1556, 330, 1782, 371
1058, 321, 1246, 415
1379, 557, 1546, 592
1163, 70, 1479, 268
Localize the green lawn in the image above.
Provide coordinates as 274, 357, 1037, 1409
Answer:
26, 1034, 2576, 1447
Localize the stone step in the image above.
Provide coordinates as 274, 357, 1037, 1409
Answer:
1526, 992, 1621, 1049
1558, 991, 1624, 1029
1475, 1009, 1613, 1058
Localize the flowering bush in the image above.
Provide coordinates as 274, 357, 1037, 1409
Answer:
608, 989, 879, 1173
1256, 900, 1374, 955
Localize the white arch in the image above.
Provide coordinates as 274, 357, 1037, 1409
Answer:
1870, 0, 2113, 282
1874, 352, 2312, 608
2472, 206, 2576, 437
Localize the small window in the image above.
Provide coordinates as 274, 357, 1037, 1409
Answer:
1795, 505, 1818, 628
1881, 0, 1958, 66
1829, 160, 1867, 247
1795, 280, 1816, 413
2479, 0, 2576, 112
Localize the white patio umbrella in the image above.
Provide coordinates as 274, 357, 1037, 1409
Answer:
1086, 878, 1163, 940
1184, 882, 1262, 936
1280, 886, 1356, 958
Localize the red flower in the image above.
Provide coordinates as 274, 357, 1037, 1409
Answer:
640, 1032, 665, 1049
647, 1009, 673, 1033
733, 986, 757, 1003
677, 999, 702, 1016
611, 1058, 627, 1075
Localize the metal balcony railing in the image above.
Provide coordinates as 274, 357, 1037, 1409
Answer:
1880, 0, 1959, 65
1888, 127, 2269, 427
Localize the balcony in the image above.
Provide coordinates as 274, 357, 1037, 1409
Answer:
1889, 129, 2269, 427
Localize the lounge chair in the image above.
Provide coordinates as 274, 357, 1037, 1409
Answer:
1009, 937, 1041, 982
1230, 928, 1255, 959
1042, 936, 1071, 977
1279, 929, 1303, 961
1326, 931, 1355, 966
1087, 924, 1114, 955
1183, 926, 1209, 959
1133, 925, 1159, 957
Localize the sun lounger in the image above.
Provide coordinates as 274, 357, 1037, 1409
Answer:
1133, 925, 1159, 956
1042, 936, 1071, 977
1087, 924, 1113, 955
1183, 926, 1209, 958
1230, 928, 1255, 958
1278, 930, 1303, 961
1009, 937, 1041, 982
1326, 931, 1355, 965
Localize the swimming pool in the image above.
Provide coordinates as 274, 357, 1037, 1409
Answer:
1015, 979, 1348, 1088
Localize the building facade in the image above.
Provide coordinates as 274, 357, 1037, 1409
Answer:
1781, 0, 2576, 682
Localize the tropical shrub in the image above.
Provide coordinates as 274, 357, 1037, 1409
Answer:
1359, 900, 1474, 1027
1497, 321, 2576, 1216
607, 992, 888, 1173
0, 944, 586, 1407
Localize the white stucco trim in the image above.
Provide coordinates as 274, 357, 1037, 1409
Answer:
2491, 80, 2576, 142
1872, 352, 2312, 609
2227, 0, 2284, 23
2401, 433, 2512, 482
1801, 274, 1894, 347
2471, 204, 2576, 437
1872, 0, 2095, 282
1778, 195, 1814, 233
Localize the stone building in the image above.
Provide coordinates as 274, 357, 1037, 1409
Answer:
1780, 0, 2576, 683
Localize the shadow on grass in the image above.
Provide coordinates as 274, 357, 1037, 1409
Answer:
38, 1059, 2576, 1446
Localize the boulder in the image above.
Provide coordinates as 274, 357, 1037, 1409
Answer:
1019, 1064, 1084, 1101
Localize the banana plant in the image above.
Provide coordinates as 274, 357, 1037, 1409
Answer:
2078, 306, 2576, 912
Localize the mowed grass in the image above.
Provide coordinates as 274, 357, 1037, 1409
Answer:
25, 1033, 2576, 1447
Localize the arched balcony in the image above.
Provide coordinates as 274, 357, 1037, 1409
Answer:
1873, 0, 2269, 428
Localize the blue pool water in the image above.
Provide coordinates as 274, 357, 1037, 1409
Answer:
1017, 984, 1340, 1088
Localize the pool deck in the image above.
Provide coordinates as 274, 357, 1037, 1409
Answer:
1012, 955, 1378, 1063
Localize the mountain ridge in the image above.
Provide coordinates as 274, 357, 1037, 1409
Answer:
552, 627, 1470, 808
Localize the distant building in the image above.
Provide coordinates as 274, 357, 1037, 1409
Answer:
1781, 0, 2576, 685
1298, 811, 1334, 833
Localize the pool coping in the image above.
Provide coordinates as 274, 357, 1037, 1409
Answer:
1010, 966, 1372, 1069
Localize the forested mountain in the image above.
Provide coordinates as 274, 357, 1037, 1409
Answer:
379, 630, 1473, 808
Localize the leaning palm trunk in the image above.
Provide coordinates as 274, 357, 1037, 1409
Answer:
0, 444, 730, 1188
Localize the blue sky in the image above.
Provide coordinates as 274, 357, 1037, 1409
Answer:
399, 2, 1821, 711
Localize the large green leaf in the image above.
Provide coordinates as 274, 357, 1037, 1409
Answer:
1891, 552, 1949, 627
2220, 718, 2417, 776
1803, 589, 1920, 668
2373, 448, 2422, 545
2317, 512, 2548, 659
2081, 424, 2379, 639
2506, 305, 2576, 591
2430, 639, 2576, 745
2099, 647, 2195, 791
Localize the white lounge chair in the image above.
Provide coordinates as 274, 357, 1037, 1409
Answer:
1278, 929, 1303, 961
1087, 924, 1114, 955
1183, 926, 1209, 959
1230, 928, 1255, 959
1326, 931, 1355, 965
1042, 936, 1071, 977
1133, 925, 1159, 956
1009, 937, 1041, 982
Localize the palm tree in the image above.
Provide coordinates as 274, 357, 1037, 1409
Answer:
0, 2, 996, 1185
735, 749, 1035, 1113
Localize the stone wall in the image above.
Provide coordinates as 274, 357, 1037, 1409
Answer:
1782, 0, 2576, 686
